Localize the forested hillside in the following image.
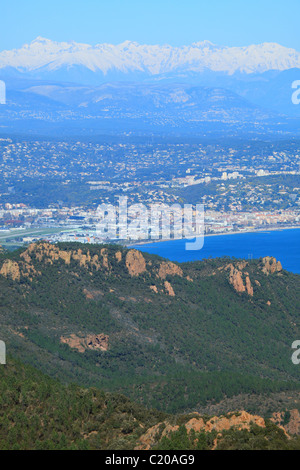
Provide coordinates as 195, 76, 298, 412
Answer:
1, 357, 300, 450
0, 242, 299, 413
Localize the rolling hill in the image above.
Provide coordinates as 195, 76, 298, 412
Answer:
0, 80, 297, 138
0, 242, 299, 415
1, 356, 300, 450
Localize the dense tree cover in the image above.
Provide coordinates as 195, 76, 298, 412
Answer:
0, 243, 299, 414
0, 357, 165, 450
155, 426, 215, 451
1, 357, 300, 450
155, 422, 300, 451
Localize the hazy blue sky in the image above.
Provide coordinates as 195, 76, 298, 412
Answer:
1, 0, 300, 50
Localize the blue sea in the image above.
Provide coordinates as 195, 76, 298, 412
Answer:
133, 229, 300, 274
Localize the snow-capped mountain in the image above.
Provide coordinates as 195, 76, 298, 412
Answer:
0, 38, 299, 136
1, 37, 300, 78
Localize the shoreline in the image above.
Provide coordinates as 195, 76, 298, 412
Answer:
126, 225, 300, 248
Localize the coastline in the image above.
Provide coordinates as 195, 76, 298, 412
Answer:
126, 225, 300, 248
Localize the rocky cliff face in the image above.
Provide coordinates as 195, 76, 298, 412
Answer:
261, 257, 283, 275
218, 256, 283, 297
125, 249, 147, 276
0, 259, 21, 281
60, 333, 109, 353
0, 242, 186, 297
0, 244, 286, 302
272, 409, 300, 436
158, 262, 183, 280
135, 410, 289, 450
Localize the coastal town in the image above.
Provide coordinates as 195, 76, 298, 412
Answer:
0, 136, 299, 247
0, 202, 299, 248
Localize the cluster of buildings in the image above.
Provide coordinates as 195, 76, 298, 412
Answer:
0, 137, 299, 247
0, 201, 299, 247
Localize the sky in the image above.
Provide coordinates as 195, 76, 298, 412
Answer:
1, 0, 300, 51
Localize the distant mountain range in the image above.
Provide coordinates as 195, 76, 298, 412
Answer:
1, 37, 300, 77
0, 38, 300, 135
0, 81, 294, 138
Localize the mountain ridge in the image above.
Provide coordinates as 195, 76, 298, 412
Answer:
1, 38, 300, 128
1, 37, 300, 76
0, 242, 299, 414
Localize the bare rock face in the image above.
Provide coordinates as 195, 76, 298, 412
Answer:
222, 256, 282, 297
164, 281, 175, 297
0, 259, 21, 281
100, 248, 109, 269
19, 242, 108, 274
24, 242, 71, 265
236, 261, 248, 271
201, 411, 265, 433
222, 263, 254, 296
0, 254, 38, 281
60, 333, 109, 353
150, 285, 158, 294
125, 250, 147, 276
158, 261, 183, 280
261, 257, 283, 275
0, 243, 149, 282
83, 289, 95, 299
285, 409, 300, 436
272, 409, 300, 435
135, 411, 268, 450
72, 249, 92, 267
230, 268, 246, 294
135, 423, 179, 451
245, 276, 254, 296
7, 244, 148, 279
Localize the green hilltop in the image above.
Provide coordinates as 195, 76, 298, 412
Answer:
0, 242, 299, 414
